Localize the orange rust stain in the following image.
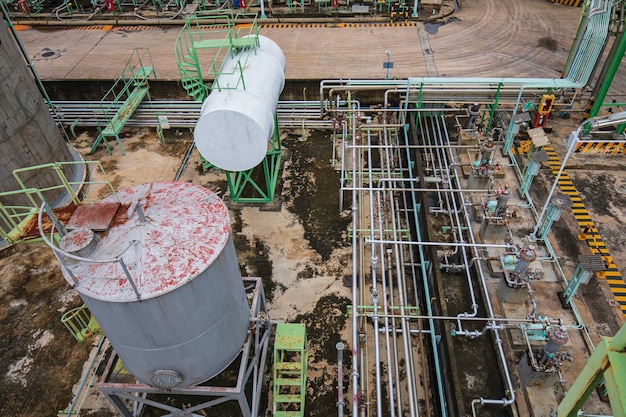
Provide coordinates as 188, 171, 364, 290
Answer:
20, 204, 78, 239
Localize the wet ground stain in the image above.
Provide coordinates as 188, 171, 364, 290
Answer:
293, 293, 351, 417
570, 172, 626, 218
232, 210, 285, 303
440, 271, 507, 417
0, 243, 92, 417
538, 37, 558, 52
424, 16, 460, 35
282, 131, 351, 261
567, 170, 626, 333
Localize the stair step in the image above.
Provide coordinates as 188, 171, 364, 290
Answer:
181, 78, 201, 86
183, 84, 204, 93
274, 412, 303, 417
185, 86, 203, 95
183, 82, 203, 90
275, 377, 303, 386
275, 362, 302, 371
181, 80, 201, 88
274, 394, 303, 403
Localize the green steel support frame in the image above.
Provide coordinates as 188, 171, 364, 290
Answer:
485, 82, 502, 133
558, 323, 626, 417
225, 115, 282, 203
584, 27, 626, 133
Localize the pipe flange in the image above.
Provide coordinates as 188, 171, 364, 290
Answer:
150, 369, 183, 390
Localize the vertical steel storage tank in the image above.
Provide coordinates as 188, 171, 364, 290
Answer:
55, 181, 249, 388
194, 35, 286, 172
0, 19, 76, 204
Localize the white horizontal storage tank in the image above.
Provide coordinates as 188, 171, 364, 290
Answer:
194, 35, 286, 172
53, 182, 249, 388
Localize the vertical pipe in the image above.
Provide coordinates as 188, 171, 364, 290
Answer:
584, 28, 626, 125
532, 128, 580, 239
350, 104, 360, 417
387, 129, 419, 417
401, 120, 448, 416
259, 0, 266, 18
411, 0, 418, 17
366, 129, 384, 417
377, 193, 398, 417
337, 342, 345, 417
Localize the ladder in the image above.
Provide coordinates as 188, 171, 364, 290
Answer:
61, 304, 102, 342
273, 323, 307, 417
91, 49, 156, 155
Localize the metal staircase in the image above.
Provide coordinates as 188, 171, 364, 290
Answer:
90, 49, 156, 155
176, 12, 284, 204
174, 10, 259, 102
273, 323, 307, 417
61, 304, 102, 342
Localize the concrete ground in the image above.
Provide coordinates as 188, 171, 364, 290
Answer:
17, 0, 585, 81
3, 0, 626, 416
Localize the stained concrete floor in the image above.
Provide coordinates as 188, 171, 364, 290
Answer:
3, 0, 626, 416
14, 0, 586, 81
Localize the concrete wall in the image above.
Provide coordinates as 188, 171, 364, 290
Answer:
0, 21, 75, 207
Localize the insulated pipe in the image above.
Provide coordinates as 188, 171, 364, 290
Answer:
370, 127, 413, 415
335, 5, 614, 413
425, 115, 480, 333
439, 115, 518, 411
350, 108, 360, 417
425, 115, 480, 323
387, 128, 424, 414
385, 249, 404, 417
375, 132, 402, 417
390, 119, 446, 416
366, 129, 384, 417
374, 118, 419, 416
532, 128, 580, 239
398, 121, 448, 415
391, 194, 420, 417
336, 342, 345, 417
353, 103, 368, 417
393, 124, 427, 416
370, 118, 415, 414
339, 120, 347, 211
375, 186, 397, 417
357, 311, 566, 326
365, 239, 516, 251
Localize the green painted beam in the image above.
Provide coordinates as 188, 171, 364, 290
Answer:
584, 28, 626, 129
558, 324, 626, 417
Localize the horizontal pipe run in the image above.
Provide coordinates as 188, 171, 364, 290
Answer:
365, 239, 515, 250
343, 185, 504, 194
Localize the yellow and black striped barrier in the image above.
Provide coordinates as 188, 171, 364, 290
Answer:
547, 0, 583, 7
521, 138, 626, 154
574, 141, 626, 154
542, 146, 626, 317
259, 21, 417, 29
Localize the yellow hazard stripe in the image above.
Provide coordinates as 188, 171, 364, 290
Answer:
259, 22, 417, 29
543, 145, 626, 316
548, 0, 582, 8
